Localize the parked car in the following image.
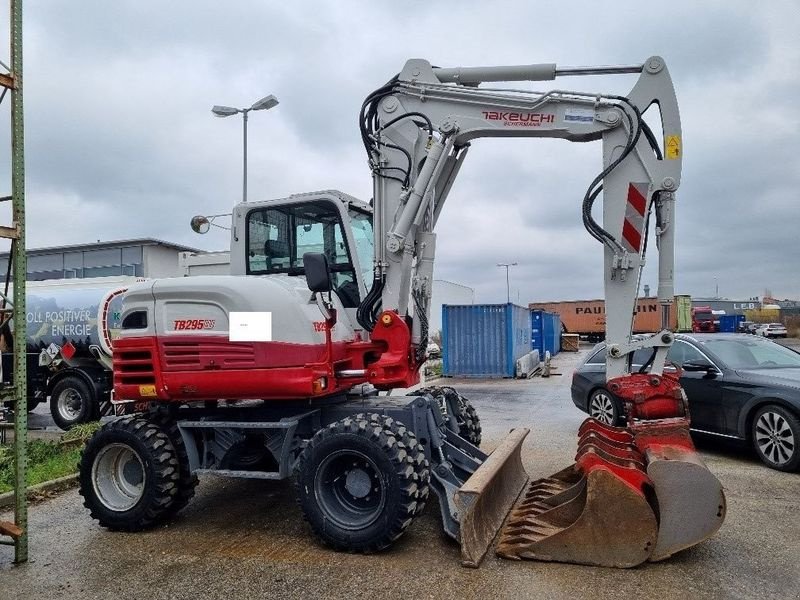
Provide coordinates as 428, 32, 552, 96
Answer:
744, 322, 761, 334
738, 320, 755, 334
571, 333, 800, 471
757, 323, 788, 338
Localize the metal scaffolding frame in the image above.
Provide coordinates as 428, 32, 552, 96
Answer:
0, 0, 27, 564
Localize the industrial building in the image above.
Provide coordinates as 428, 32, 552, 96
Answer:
691, 297, 763, 316
0, 239, 201, 281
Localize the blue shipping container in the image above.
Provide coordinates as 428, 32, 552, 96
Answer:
442, 303, 531, 378
718, 314, 745, 333
531, 310, 561, 357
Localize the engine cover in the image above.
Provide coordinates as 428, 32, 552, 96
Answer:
113, 275, 362, 402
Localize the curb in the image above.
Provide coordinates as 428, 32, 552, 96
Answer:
0, 473, 79, 510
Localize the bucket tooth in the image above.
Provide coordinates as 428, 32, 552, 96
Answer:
454, 428, 529, 568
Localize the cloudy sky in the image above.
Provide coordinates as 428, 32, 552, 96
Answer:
0, 1, 797, 303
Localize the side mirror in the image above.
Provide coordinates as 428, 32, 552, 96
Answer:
303, 253, 332, 293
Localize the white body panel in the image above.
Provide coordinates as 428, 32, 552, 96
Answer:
121, 275, 358, 345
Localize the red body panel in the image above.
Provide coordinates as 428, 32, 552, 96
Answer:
113, 311, 420, 402
115, 335, 352, 401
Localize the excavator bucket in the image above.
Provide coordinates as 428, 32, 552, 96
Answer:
632, 420, 727, 561
495, 417, 725, 568
454, 428, 530, 567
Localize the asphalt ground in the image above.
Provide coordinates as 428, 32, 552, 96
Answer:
2, 347, 799, 600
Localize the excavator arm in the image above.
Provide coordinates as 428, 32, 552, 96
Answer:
359, 56, 679, 382
357, 57, 725, 568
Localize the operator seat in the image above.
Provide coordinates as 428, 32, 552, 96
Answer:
264, 239, 290, 270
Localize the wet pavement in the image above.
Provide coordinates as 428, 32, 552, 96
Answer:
2, 348, 799, 599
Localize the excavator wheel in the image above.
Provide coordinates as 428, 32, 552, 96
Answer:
294, 413, 429, 553
79, 416, 180, 531
350, 412, 431, 515
151, 413, 199, 516
412, 386, 482, 447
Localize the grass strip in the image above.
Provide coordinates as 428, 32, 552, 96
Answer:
0, 421, 101, 494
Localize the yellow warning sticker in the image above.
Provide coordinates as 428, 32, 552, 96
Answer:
665, 135, 681, 160
139, 384, 157, 397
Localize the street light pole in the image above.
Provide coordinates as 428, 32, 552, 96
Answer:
242, 109, 248, 203
212, 94, 279, 203
497, 262, 518, 304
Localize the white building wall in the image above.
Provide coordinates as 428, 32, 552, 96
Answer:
178, 251, 232, 276
430, 279, 475, 336
142, 245, 183, 278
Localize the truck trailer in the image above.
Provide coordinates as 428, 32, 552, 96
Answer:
529, 295, 692, 341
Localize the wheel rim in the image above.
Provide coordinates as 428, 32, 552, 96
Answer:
589, 391, 615, 425
91, 443, 146, 511
755, 412, 795, 466
314, 449, 386, 530
57, 388, 83, 421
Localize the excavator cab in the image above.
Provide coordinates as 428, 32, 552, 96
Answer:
231, 190, 374, 312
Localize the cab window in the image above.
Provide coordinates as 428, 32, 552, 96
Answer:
246, 201, 361, 307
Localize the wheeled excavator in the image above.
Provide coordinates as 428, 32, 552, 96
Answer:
78, 56, 726, 568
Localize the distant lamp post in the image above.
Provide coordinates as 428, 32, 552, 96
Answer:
212, 94, 279, 203
497, 262, 518, 304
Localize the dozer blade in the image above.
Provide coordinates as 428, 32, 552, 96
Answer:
454, 427, 529, 568
496, 462, 658, 568
633, 421, 727, 562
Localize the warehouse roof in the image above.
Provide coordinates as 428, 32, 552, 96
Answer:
0, 238, 202, 258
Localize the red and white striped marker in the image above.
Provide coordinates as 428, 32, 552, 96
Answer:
621, 182, 649, 253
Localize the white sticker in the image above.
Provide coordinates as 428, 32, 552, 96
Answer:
564, 108, 595, 124
229, 312, 272, 342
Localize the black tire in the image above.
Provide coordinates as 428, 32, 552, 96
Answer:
151, 414, 199, 516
588, 388, 624, 426
295, 413, 429, 553
751, 404, 800, 472
50, 376, 97, 430
413, 386, 482, 447
79, 416, 180, 530
372, 413, 431, 516
458, 395, 482, 447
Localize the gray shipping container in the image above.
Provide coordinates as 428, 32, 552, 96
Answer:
442, 303, 531, 378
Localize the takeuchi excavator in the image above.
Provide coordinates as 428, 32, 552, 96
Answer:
78, 56, 726, 568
